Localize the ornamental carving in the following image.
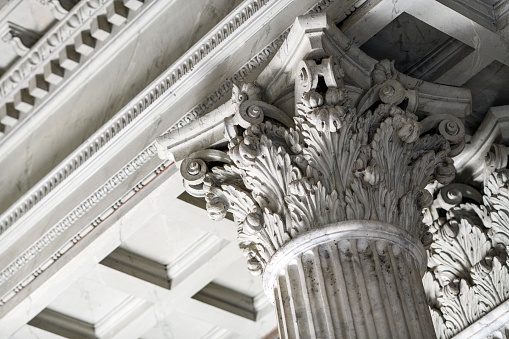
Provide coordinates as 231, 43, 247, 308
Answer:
176, 54, 463, 275
424, 166, 509, 338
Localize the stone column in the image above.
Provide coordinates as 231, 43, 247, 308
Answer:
157, 16, 467, 339
265, 222, 432, 338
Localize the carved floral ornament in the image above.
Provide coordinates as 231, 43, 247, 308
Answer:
156, 14, 482, 338
173, 54, 465, 276
170, 70, 509, 338
424, 159, 509, 338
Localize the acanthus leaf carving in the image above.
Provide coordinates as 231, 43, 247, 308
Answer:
171, 54, 462, 276
424, 167, 509, 338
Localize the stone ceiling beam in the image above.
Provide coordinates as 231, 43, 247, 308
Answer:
0, 162, 176, 337
435, 49, 493, 86
28, 308, 96, 339
406, 0, 509, 67
436, 0, 497, 32
404, 37, 472, 82
89, 244, 275, 338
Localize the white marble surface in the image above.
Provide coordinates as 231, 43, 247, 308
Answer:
1, 0, 508, 337
120, 199, 212, 266
10, 325, 66, 339
140, 310, 219, 339
213, 258, 263, 298
46, 277, 131, 324
0, 1, 56, 69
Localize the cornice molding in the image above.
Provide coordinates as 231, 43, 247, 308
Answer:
0, 0, 152, 140
0, 150, 170, 305
495, 0, 509, 30
454, 106, 509, 183
437, 0, 496, 31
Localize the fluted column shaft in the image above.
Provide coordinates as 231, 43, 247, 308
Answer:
263, 221, 435, 339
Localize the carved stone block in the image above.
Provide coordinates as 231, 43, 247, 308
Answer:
90, 15, 112, 41
29, 74, 49, 99
14, 89, 34, 113
44, 60, 65, 85
0, 103, 20, 126
74, 30, 96, 56
59, 45, 80, 70
107, 1, 129, 26
123, 0, 144, 11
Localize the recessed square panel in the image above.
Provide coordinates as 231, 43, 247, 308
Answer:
140, 310, 219, 339
360, 13, 471, 80
46, 277, 131, 324
212, 258, 263, 298
119, 203, 212, 265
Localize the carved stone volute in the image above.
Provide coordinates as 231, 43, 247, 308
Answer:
156, 13, 470, 338
189, 52, 460, 277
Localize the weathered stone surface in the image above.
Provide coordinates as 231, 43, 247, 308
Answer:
157, 13, 470, 339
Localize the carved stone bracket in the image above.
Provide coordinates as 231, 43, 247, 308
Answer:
157, 13, 470, 338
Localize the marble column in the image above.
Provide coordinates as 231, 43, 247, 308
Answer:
175, 60, 461, 337
157, 15, 467, 339
264, 222, 433, 338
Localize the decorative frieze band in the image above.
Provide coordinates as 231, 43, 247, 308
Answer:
0, 147, 171, 305
0, 144, 157, 287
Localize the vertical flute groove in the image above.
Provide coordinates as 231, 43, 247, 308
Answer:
271, 237, 435, 339
358, 239, 391, 337
285, 262, 300, 339
275, 274, 289, 339
339, 239, 367, 338
329, 242, 356, 338
372, 240, 399, 338
351, 240, 378, 338
296, 256, 317, 338
312, 248, 335, 338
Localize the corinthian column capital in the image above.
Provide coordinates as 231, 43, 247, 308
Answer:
156, 13, 471, 339
194, 56, 464, 277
